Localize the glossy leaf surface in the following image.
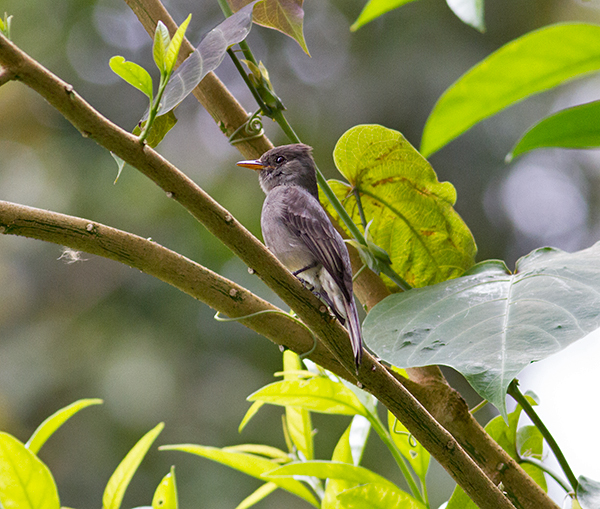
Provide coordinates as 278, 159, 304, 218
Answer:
578, 476, 600, 509
421, 24, 600, 157
365, 242, 600, 417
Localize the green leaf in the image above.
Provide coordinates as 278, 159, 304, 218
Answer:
509, 100, 600, 160
165, 14, 192, 74
223, 444, 290, 461
265, 460, 399, 492
238, 401, 265, 433
282, 350, 314, 460
152, 466, 178, 509
109, 56, 153, 99
111, 152, 126, 183
229, 0, 309, 54
445, 0, 485, 32
153, 21, 170, 72
160, 444, 319, 507
577, 476, 600, 509
0, 432, 60, 509
25, 398, 102, 455
336, 483, 426, 509
325, 124, 476, 289
322, 418, 371, 509
235, 482, 278, 509
446, 485, 476, 509
133, 110, 178, 148
421, 23, 600, 157
364, 241, 600, 418
103, 422, 164, 509
387, 411, 430, 482
350, 0, 419, 32
153, 1, 258, 118
248, 376, 368, 416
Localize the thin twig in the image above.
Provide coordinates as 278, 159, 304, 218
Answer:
508, 379, 578, 491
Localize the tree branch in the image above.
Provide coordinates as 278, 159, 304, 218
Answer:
0, 28, 559, 509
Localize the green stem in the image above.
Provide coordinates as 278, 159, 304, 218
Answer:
353, 187, 368, 231
216, 0, 233, 17
517, 456, 572, 494
470, 399, 489, 415
368, 411, 425, 505
227, 48, 271, 115
508, 379, 578, 492
139, 71, 169, 143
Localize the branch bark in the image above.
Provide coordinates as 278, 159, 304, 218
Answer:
0, 21, 559, 509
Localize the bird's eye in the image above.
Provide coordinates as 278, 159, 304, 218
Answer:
275, 156, 286, 164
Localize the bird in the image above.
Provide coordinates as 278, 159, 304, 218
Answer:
237, 143, 363, 370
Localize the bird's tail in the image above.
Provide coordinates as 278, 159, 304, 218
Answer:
344, 297, 363, 372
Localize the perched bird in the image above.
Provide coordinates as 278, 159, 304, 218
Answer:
237, 144, 363, 369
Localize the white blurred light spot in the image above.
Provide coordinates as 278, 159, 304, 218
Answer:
500, 163, 587, 240
93, 5, 149, 51
284, 3, 349, 85
520, 329, 600, 500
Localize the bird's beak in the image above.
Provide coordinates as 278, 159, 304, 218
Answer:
236, 159, 265, 171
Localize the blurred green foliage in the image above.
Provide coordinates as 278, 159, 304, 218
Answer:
1, 0, 599, 507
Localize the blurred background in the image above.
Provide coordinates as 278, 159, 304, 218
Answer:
1, 0, 600, 507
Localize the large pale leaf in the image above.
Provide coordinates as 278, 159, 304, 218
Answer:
103, 423, 164, 509
0, 433, 60, 509
421, 23, 600, 157
160, 444, 319, 507
26, 398, 103, 454
154, 1, 258, 117
364, 241, 600, 417
578, 476, 600, 509
325, 124, 476, 289
509, 100, 600, 160
229, 0, 308, 54
350, 0, 419, 32
248, 376, 368, 416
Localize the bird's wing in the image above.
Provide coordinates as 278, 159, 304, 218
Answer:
282, 187, 353, 302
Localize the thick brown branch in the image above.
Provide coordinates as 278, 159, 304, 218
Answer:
0, 34, 524, 509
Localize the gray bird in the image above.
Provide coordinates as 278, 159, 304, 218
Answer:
237, 144, 363, 369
